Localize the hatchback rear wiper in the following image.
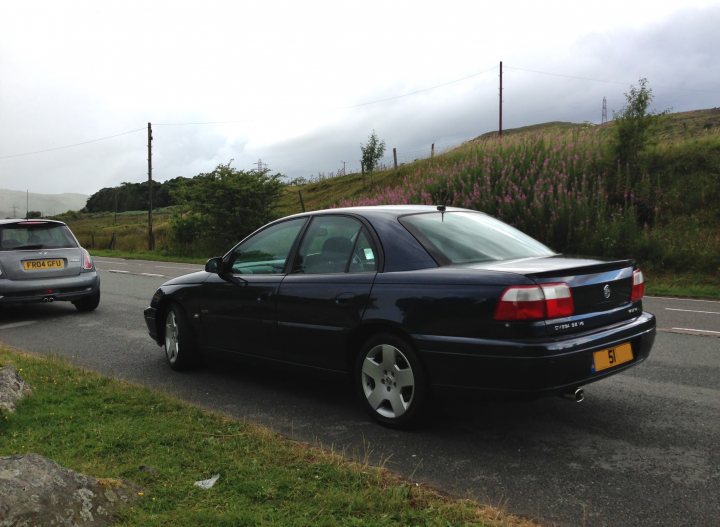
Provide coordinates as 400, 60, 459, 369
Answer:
15, 244, 44, 250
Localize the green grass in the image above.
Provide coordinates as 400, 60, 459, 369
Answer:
644, 270, 720, 299
0, 348, 535, 527
89, 248, 208, 265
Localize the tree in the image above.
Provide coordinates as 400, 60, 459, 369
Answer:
84, 179, 179, 213
361, 130, 386, 173
613, 78, 666, 170
169, 162, 284, 255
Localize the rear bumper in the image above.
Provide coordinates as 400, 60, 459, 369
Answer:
0, 273, 99, 304
415, 312, 656, 394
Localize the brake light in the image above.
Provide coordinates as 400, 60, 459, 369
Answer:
494, 282, 574, 321
81, 249, 94, 270
630, 269, 645, 301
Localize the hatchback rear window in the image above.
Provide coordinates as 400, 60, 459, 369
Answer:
399, 211, 554, 265
0, 223, 78, 251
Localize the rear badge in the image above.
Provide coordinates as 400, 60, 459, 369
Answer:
603, 284, 611, 299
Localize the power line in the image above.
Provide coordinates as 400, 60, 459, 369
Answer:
153, 120, 245, 126
0, 127, 146, 160
505, 65, 720, 94
2, 63, 716, 165
505, 66, 630, 86
342, 66, 497, 108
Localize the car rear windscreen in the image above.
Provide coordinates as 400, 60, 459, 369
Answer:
399, 211, 555, 265
0, 223, 78, 251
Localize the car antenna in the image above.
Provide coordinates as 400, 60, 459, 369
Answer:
437, 204, 446, 221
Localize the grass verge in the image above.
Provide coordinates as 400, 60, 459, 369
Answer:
89, 248, 208, 265
644, 270, 720, 300
0, 348, 537, 527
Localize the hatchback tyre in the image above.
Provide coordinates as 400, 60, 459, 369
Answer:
164, 304, 199, 371
72, 289, 100, 312
355, 333, 427, 428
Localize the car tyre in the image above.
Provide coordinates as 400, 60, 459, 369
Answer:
355, 333, 428, 428
164, 303, 200, 371
73, 289, 100, 312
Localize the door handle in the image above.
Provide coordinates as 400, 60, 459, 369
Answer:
334, 292, 356, 305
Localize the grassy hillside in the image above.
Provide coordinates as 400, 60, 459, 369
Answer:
59, 208, 175, 254
279, 108, 720, 215
279, 109, 720, 279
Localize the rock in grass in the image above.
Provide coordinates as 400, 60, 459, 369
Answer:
0, 454, 140, 527
0, 365, 31, 413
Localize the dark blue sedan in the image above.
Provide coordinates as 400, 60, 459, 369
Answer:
144, 205, 655, 427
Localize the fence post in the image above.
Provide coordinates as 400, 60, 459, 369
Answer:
393, 147, 398, 170
298, 191, 306, 212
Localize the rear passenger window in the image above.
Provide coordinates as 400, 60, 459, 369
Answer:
348, 229, 377, 273
294, 216, 377, 274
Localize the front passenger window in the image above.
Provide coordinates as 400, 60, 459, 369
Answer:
229, 218, 306, 274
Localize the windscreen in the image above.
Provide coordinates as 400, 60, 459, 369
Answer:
0, 223, 78, 251
399, 211, 555, 265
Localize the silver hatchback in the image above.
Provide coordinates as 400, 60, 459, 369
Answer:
0, 219, 100, 311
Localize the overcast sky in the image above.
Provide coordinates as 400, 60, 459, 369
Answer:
1, 0, 719, 196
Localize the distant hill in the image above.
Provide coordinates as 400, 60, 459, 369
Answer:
0, 189, 88, 219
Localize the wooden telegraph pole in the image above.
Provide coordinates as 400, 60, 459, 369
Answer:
147, 122, 155, 251
499, 61, 503, 137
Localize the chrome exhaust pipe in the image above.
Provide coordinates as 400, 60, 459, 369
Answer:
42, 297, 54, 303
561, 387, 585, 403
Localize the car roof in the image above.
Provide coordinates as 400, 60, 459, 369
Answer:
0, 218, 67, 226
285, 204, 473, 221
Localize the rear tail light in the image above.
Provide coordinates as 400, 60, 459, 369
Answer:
494, 285, 545, 320
81, 249, 94, 270
630, 269, 645, 301
494, 282, 574, 321
542, 282, 575, 318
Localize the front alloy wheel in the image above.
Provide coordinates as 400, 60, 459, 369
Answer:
356, 334, 427, 428
164, 304, 198, 371
165, 309, 180, 365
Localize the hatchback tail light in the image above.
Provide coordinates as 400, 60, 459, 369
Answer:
630, 269, 645, 301
81, 249, 94, 271
494, 282, 574, 321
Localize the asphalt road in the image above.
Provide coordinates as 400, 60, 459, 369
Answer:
1, 257, 718, 526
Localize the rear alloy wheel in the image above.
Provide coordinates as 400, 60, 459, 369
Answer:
356, 333, 427, 428
73, 289, 100, 312
164, 304, 199, 371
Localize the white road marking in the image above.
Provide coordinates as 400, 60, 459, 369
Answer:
155, 265, 201, 271
646, 296, 720, 304
94, 259, 128, 265
106, 269, 165, 277
671, 327, 720, 335
0, 321, 37, 330
665, 308, 720, 315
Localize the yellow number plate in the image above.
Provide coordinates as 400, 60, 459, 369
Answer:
593, 342, 633, 372
23, 259, 65, 271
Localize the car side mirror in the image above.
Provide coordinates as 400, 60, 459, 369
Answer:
205, 256, 223, 274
